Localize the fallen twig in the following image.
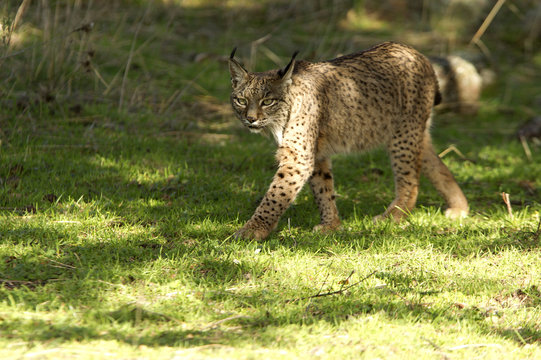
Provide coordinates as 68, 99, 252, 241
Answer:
447, 343, 503, 351
286, 270, 378, 303
338, 270, 355, 292
202, 314, 250, 331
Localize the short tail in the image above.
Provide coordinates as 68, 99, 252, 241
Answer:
434, 89, 442, 106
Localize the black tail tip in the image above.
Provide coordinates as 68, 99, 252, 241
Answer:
434, 90, 442, 106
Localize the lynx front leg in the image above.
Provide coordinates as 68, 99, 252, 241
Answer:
309, 158, 341, 232
235, 146, 313, 240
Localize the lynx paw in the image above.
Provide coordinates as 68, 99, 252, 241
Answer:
444, 207, 468, 219
233, 221, 271, 241
373, 209, 406, 223
313, 219, 341, 233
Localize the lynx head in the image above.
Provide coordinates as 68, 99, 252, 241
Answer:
229, 48, 298, 142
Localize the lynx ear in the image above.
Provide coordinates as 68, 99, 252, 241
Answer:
229, 47, 248, 88
277, 50, 299, 81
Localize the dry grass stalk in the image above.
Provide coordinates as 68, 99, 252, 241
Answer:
438, 144, 467, 160
11, 0, 31, 34
470, 0, 507, 46
118, 12, 145, 111
501, 192, 513, 218
249, 33, 272, 70
519, 136, 533, 162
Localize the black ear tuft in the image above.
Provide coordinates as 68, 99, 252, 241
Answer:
229, 47, 248, 87
278, 50, 299, 78
230, 47, 238, 60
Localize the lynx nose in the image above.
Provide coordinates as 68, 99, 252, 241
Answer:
246, 116, 257, 123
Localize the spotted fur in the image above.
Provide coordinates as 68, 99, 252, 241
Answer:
229, 42, 469, 240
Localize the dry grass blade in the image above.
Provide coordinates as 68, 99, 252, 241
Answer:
118, 4, 152, 111
43, 257, 76, 270
159, 64, 212, 114
438, 145, 475, 163
11, 0, 31, 33
249, 34, 272, 70
470, 0, 507, 45
438, 145, 464, 159
519, 136, 533, 162
502, 192, 513, 218
259, 45, 283, 67
0, 0, 31, 65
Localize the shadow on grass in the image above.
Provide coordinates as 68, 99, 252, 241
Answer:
1, 317, 219, 348
2, 269, 539, 346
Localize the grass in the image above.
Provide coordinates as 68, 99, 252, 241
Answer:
1, 0, 541, 358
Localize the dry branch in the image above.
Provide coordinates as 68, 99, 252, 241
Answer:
470, 0, 507, 45
286, 270, 378, 303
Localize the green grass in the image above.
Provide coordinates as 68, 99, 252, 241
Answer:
1, 1, 541, 358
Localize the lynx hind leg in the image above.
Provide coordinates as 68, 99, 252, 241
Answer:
309, 158, 341, 232
421, 131, 469, 219
376, 126, 423, 222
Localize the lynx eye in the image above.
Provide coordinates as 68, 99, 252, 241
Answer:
234, 97, 247, 107
261, 99, 277, 107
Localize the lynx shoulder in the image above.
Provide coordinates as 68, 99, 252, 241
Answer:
229, 42, 468, 241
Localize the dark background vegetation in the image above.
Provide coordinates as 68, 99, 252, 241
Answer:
1, 0, 540, 211
1, 0, 540, 114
